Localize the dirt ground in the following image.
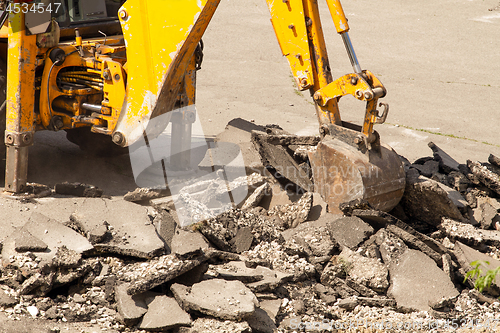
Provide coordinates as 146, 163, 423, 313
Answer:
0, 0, 500, 332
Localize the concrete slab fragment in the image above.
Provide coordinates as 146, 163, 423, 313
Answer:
71, 198, 163, 258
2, 212, 93, 268
54, 182, 103, 197
115, 283, 148, 326
439, 218, 500, 247
171, 228, 210, 256
338, 247, 389, 293
13, 228, 48, 253
189, 317, 252, 333
327, 216, 374, 250
454, 241, 500, 296
171, 279, 258, 320
138, 295, 191, 331
387, 249, 459, 311
267, 192, 312, 229
401, 171, 467, 225
247, 307, 276, 333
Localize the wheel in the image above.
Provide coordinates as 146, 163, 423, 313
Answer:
0, 58, 7, 160
66, 127, 128, 156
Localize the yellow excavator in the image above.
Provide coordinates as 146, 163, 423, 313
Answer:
0, 0, 405, 213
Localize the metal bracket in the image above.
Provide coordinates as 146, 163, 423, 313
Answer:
375, 102, 389, 124
4, 131, 34, 147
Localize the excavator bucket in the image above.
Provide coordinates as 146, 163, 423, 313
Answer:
308, 126, 406, 214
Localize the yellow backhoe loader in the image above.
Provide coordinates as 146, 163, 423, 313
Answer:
0, 0, 405, 213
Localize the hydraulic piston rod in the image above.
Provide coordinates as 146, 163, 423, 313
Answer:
326, 0, 362, 74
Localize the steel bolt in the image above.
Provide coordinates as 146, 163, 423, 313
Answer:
103, 70, 111, 81
300, 78, 308, 87
114, 74, 120, 81
364, 91, 374, 100
5, 134, 13, 145
288, 24, 295, 29
22, 133, 31, 144
350, 76, 358, 85
313, 93, 321, 101
119, 10, 128, 20
295, 54, 301, 59
112, 132, 125, 146
54, 118, 64, 130
355, 90, 363, 99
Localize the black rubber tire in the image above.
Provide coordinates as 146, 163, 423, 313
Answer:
65, 127, 128, 157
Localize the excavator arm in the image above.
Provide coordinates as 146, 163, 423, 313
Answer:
113, 0, 389, 147
112, 0, 404, 211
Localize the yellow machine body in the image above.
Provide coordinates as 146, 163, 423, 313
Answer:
1, 0, 405, 213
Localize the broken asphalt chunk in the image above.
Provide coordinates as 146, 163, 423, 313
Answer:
190, 317, 252, 333
114, 283, 148, 326
267, 192, 312, 229
338, 247, 389, 293
51, 245, 82, 268
123, 187, 166, 202
467, 160, 500, 196
454, 241, 500, 296
171, 279, 258, 320
400, 170, 468, 225
353, 209, 450, 256
54, 182, 103, 197
252, 130, 313, 192
428, 141, 460, 173
489, 154, 500, 168
13, 228, 48, 253
121, 250, 211, 295
439, 217, 500, 247
387, 249, 459, 312
1, 212, 93, 269
170, 228, 210, 256
241, 182, 270, 210
71, 198, 164, 259
138, 295, 192, 331
327, 216, 374, 249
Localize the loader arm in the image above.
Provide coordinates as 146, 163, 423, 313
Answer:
111, 0, 221, 147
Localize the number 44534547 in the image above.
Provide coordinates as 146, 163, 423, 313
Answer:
5, 2, 62, 15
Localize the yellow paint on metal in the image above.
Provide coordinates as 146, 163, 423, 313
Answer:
115, 0, 220, 147
99, 58, 126, 134
39, 46, 93, 129
326, 0, 349, 33
302, 0, 341, 126
266, 0, 314, 91
313, 70, 386, 137
313, 71, 385, 106
6, 10, 37, 135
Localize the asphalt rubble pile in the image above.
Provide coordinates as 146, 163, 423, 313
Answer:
1, 118, 500, 332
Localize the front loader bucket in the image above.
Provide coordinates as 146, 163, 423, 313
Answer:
308, 135, 405, 214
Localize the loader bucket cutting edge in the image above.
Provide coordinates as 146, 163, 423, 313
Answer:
308, 137, 406, 214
